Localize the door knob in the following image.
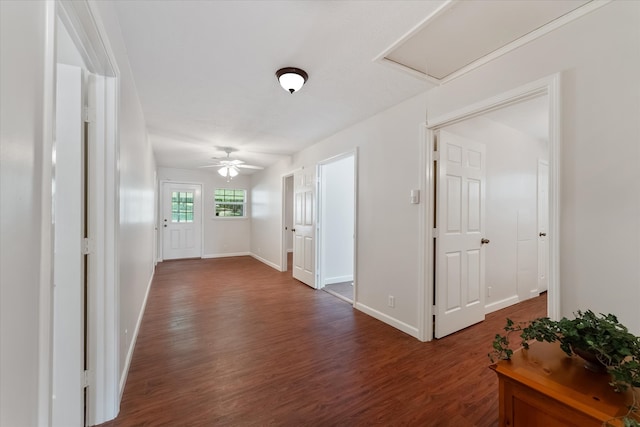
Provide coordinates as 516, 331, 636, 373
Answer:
291, 228, 296, 232
539, 232, 547, 237
164, 224, 167, 228
481, 238, 490, 245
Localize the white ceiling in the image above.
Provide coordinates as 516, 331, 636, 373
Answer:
112, 1, 574, 173
382, 0, 590, 81
112, 1, 444, 172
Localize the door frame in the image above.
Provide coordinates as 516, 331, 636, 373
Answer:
420, 74, 561, 341
316, 149, 358, 305
45, 1, 121, 424
158, 180, 204, 261
537, 159, 550, 294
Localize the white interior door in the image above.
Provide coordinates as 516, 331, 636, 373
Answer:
435, 130, 487, 338
293, 168, 316, 287
537, 160, 549, 293
162, 182, 202, 260
52, 63, 85, 427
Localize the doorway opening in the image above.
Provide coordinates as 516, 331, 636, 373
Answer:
424, 75, 560, 341
317, 152, 357, 304
52, 2, 120, 424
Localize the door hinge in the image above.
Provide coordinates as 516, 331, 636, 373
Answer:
82, 370, 90, 388
83, 106, 96, 123
432, 228, 438, 238
433, 150, 440, 161
82, 238, 95, 255
432, 305, 437, 312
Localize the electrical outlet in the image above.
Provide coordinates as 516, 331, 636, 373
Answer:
388, 295, 395, 308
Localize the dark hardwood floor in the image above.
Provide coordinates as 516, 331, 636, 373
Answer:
99, 256, 546, 427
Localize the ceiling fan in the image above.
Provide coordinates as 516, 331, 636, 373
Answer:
200, 148, 264, 181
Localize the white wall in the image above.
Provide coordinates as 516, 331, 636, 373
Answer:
0, 2, 51, 425
157, 167, 251, 258
445, 117, 548, 311
320, 155, 355, 285
251, 93, 426, 336
91, 1, 158, 395
426, 1, 640, 332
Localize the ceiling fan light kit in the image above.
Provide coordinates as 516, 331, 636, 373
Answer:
218, 166, 239, 181
276, 67, 308, 94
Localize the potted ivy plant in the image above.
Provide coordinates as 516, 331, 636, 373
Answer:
489, 310, 640, 426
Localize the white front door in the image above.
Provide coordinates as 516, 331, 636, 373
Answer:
162, 182, 202, 260
293, 168, 316, 287
435, 130, 487, 338
537, 160, 549, 293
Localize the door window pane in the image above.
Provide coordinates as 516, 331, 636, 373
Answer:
171, 191, 194, 223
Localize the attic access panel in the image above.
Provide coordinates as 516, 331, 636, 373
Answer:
380, 0, 592, 82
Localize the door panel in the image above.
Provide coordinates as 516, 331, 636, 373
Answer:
537, 160, 549, 292
293, 168, 316, 287
435, 130, 487, 338
162, 183, 202, 260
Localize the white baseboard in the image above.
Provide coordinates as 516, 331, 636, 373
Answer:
119, 268, 154, 397
485, 295, 519, 314
250, 253, 281, 271
202, 251, 250, 259
354, 302, 419, 339
324, 275, 353, 286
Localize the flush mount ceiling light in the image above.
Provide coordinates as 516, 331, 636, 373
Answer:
276, 67, 308, 94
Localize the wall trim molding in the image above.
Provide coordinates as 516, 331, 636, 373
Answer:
251, 253, 281, 271
119, 269, 154, 397
355, 302, 419, 339
485, 295, 520, 315
202, 252, 251, 259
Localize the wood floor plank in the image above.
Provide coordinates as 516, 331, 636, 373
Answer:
99, 256, 546, 426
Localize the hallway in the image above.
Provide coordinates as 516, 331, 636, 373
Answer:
101, 256, 546, 426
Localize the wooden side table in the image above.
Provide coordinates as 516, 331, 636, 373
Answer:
490, 341, 635, 426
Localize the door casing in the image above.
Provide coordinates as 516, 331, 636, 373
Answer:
51, 2, 121, 425
316, 150, 358, 304
420, 74, 561, 342
537, 160, 550, 293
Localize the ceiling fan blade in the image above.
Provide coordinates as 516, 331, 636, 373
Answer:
236, 164, 264, 170
210, 157, 243, 164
